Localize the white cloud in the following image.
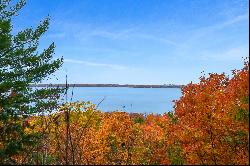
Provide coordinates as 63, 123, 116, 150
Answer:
88, 28, 135, 40
92, 29, 178, 46
175, 14, 249, 58
47, 32, 66, 38
64, 59, 127, 70
188, 14, 249, 41
216, 14, 249, 29
200, 46, 249, 61
53, 20, 179, 46
132, 33, 179, 46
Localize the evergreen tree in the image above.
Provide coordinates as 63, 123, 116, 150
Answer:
0, 0, 63, 163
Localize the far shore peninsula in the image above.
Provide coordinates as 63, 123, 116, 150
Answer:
29, 84, 184, 88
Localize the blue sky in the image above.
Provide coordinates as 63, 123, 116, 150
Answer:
13, 0, 249, 85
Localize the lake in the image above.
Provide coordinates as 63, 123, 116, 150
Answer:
62, 87, 182, 114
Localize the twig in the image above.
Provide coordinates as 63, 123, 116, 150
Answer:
65, 74, 69, 165
97, 96, 106, 108
70, 84, 76, 102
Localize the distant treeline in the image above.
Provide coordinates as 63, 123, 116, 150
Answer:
29, 84, 184, 88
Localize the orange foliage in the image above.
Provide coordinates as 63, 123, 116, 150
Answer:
173, 60, 249, 165
10, 60, 249, 165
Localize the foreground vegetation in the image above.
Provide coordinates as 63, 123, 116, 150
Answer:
0, 0, 248, 165
5, 60, 248, 165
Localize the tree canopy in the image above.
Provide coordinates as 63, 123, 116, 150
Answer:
0, 0, 63, 163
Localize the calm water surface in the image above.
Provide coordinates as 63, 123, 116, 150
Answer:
63, 87, 182, 114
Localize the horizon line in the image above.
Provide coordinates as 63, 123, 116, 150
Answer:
29, 83, 184, 88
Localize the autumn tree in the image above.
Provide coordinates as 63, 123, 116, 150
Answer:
173, 59, 249, 165
0, 0, 63, 164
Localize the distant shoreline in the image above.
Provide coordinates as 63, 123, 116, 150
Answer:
29, 84, 184, 88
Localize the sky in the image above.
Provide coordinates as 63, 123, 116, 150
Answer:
12, 0, 249, 85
